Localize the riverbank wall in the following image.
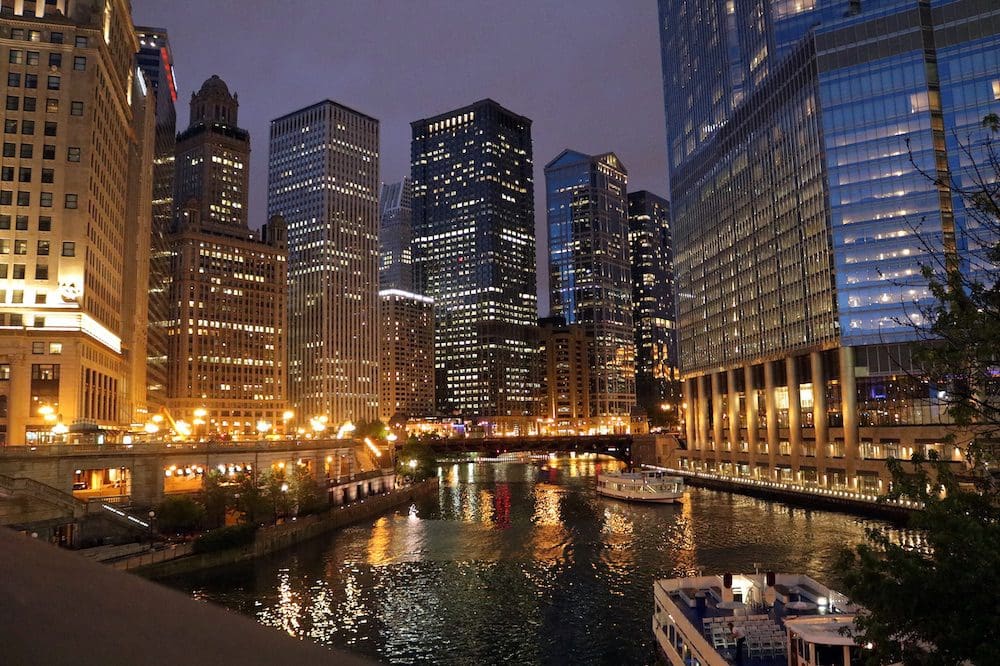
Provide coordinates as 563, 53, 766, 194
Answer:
136, 479, 439, 579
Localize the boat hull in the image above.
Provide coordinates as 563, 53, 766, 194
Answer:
596, 487, 683, 503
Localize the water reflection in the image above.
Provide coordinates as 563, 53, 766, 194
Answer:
169, 459, 914, 665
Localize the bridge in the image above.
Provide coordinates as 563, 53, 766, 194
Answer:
422, 434, 639, 462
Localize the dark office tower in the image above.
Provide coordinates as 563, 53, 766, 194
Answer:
174, 75, 248, 229
628, 191, 677, 420
379, 178, 413, 292
269, 101, 380, 425
659, 0, 1000, 493
545, 150, 634, 432
135, 27, 176, 412
411, 99, 537, 421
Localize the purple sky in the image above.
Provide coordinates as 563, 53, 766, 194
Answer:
132, 0, 668, 312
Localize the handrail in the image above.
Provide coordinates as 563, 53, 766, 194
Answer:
0, 473, 89, 517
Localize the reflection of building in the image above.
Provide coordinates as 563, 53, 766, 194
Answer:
135, 27, 176, 413
628, 191, 677, 418
268, 100, 380, 424
166, 207, 288, 436
658, 0, 998, 490
545, 150, 634, 431
537, 317, 592, 435
411, 99, 537, 419
0, 1, 153, 444
378, 289, 434, 421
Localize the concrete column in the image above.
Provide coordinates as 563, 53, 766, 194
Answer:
810, 351, 828, 481
744, 364, 758, 473
8, 353, 30, 446
683, 378, 695, 455
696, 375, 709, 469
763, 360, 777, 479
839, 346, 859, 487
710, 372, 723, 471
726, 369, 740, 476
786, 356, 801, 481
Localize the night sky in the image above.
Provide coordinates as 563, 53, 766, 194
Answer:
131, 0, 668, 313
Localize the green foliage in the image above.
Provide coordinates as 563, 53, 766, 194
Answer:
289, 464, 326, 516
397, 440, 438, 481
154, 496, 205, 534
199, 471, 231, 529
354, 419, 388, 440
192, 523, 257, 554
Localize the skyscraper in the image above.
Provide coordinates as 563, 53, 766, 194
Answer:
659, 0, 1000, 491
379, 178, 414, 292
545, 150, 634, 431
0, 0, 152, 444
411, 99, 537, 421
173, 75, 248, 229
135, 27, 176, 412
268, 101, 380, 425
628, 191, 677, 420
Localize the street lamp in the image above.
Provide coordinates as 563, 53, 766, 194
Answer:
148, 510, 156, 538
256, 420, 271, 436
282, 410, 294, 436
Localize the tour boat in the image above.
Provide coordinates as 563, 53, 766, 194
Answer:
596, 470, 684, 503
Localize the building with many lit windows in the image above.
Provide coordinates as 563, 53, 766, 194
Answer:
628, 191, 677, 421
135, 27, 176, 412
411, 99, 538, 423
173, 75, 247, 229
0, 0, 153, 444
165, 206, 287, 437
658, 0, 1000, 492
545, 150, 634, 432
379, 178, 413, 292
536, 316, 592, 435
378, 289, 434, 421
268, 100, 380, 425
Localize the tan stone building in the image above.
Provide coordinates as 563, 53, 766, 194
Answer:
378, 289, 434, 421
537, 317, 592, 435
0, 0, 153, 444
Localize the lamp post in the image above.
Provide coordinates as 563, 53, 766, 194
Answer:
148, 510, 156, 539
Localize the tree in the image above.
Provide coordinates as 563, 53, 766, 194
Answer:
232, 471, 271, 525
199, 471, 230, 528
154, 496, 205, 534
838, 115, 1000, 664
289, 464, 326, 515
396, 439, 437, 481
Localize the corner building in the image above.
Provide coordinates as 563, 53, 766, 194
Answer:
659, 0, 1000, 492
268, 101, 380, 425
545, 150, 634, 431
411, 99, 537, 421
0, 0, 152, 444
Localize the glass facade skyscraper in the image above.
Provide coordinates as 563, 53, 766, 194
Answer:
659, 0, 1000, 491
268, 101, 380, 425
411, 99, 537, 420
545, 150, 635, 428
628, 191, 677, 418
379, 178, 414, 292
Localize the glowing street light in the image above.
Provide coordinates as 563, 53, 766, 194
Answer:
144, 422, 160, 434
364, 437, 383, 458
193, 407, 208, 419
337, 421, 356, 440
256, 420, 272, 434
51, 423, 69, 435
174, 420, 192, 437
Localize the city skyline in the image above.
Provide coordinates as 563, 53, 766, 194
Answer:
130, 0, 668, 313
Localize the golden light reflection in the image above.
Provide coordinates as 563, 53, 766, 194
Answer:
531, 486, 562, 527
366, 515, 393, 565
672, 490, 698, 576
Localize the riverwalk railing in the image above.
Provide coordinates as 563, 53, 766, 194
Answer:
111, 543, 194, 571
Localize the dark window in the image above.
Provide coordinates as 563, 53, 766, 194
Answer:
45, 97, 58, 112
34, 264, 48, 280
61, 241, 75, 257
40, 192, 52, 207
43, 121, 56, 137
41, 169, 53, 184
10, 29, 25, 40
23, 96, 36, 111
50, 32, 63, 44
0, 265, 6, 278
21, 119, 34, 135
70, 101, 83, 116
7, 73, 20, 87
32, 342, 45, 354
37, 240, 49, 256
48, 52, 61, 68
21, 143, 33, 158
26, 50, 38, 65
0, 215, 8, 229
18, 167, 30, 182
64, 193, 77, 209
0, 167, 11, 181
75, 36, 88, 48
12, 265, 24, 279
8, 50, 23, 64
2, 143, 14, 157
66, 146, 79, 162
24, 74, 37, 89
46, 76, 59, 90
16, 191, 29, 206
73, 56, 85, 71
0, 191, 11, 205
4, 120, 16, 134
43, 144, 55, 160
5, 95, 18, 111
38, 216, 51, 231
15, 215, 27, 230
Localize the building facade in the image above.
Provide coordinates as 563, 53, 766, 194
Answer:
379, 178, 413, 292
166, 207, 288, 436
411, 99, 537, 421
659, 0, 1000, 492
0, 0, 151, 444
135, 27, 176, 412
378, 289, 434, 421
537, 316, 592, 435
545, 150, 634, 432
628, 191, 678, 421
268, 101, 380, 425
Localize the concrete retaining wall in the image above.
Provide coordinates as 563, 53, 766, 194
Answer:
138, 479, 439, 579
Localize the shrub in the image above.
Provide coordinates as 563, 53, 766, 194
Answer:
192, 523, 258, 554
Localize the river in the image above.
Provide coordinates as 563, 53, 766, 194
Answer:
164, 456, 908, 665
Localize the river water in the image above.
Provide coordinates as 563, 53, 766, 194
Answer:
164, 457, 905, 665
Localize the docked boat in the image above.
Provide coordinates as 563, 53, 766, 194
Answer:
596, 469, 684, 503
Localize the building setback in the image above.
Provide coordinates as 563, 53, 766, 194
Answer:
0, 0, 152, 443
628, 190, 677, 419
659, 0, 1000, 491
545, 150, 634, 431
411, 99, 537, 421
135, 27, 176, 412
268, 101, 380, 425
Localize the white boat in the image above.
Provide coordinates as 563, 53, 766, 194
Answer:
596, 470, 684, 503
